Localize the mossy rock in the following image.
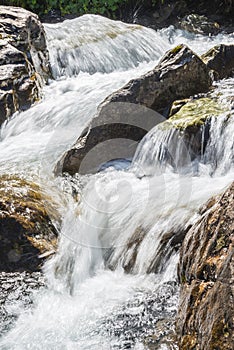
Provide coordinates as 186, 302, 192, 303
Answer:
0, 175, 59, 272
162, 98, 225, 131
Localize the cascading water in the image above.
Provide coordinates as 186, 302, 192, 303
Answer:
0, 14, 233, 350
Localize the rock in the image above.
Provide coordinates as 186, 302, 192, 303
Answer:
160, 97, 226, 164
0, 63, 38, 125
177, 182, 234, 350
106, 44, 212, 113
57, 44, 212, 175
55, 104, 155, 176
0, 6, 51, 125
202, 44, 234, 80
164, 97, 225, 130
0, 175, 58, 272
179, 14, 220, 35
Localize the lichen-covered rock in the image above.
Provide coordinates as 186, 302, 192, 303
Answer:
179, 14, 220, 35
202, 44, 234, 80
0, 6, 51, 125
57, 44, 212, 175
0, 175, 58, 272
164, 97, 225, 130
160, 97, 226, 162
177, 182, 234, 350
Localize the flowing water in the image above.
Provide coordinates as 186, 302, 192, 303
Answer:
0, 14, 233, 349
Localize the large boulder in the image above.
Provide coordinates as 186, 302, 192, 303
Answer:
202, 44, 234, 80
176, 182, 234, 350
165, 97, 225, 130
103, 44, 212, 113
0, 175, 58, 272
0, 6, 51, 125
56, 44, 212, 175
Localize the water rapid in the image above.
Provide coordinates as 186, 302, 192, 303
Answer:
0, 14, 233, 350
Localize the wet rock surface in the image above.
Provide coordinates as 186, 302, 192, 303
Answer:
57, 44, 212, 176
177, 182, 234, 350
0, 271, 45, 335
164, 97, 225, 130
202, 44, 234, 80
0, 175, 58, 272
0, 6, 51, 125
179, 14, 220, 35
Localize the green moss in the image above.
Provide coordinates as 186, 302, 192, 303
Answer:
170, 44, 184, 55
160, 98, 226, 131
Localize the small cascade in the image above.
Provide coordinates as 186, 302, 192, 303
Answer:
45, 14, 169, 77
201, 80, 234, 174
131, 126, 195, 177
132, 78, 234, 177
45, 188, 104, 294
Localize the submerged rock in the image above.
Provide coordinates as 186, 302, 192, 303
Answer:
0, 175, 58, 272
0, 6, 51, 125
57, 44, 212, 175
179, 14, 220, 35
177, 182, 234, 350
202, 44, 234, 80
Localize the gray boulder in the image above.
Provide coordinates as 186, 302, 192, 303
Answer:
0, 6, 51, 125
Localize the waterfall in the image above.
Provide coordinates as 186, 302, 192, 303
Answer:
44, 14, 169, 77
0, 14, 233, 350
132, 79, 234, 177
